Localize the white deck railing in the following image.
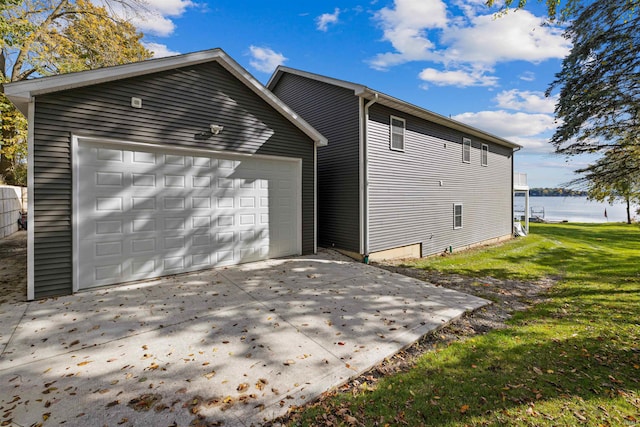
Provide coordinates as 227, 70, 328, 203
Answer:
514, 172, 528, 189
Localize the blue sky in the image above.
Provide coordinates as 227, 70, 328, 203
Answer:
127, 0, 590, 188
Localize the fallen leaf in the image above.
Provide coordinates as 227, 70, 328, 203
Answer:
532, 367, 543, 375
255, 379, 268, 390
204, 371, 216, 380
460, 404, 470, 413
128, 394, 162, 412
345, 415, 358, 425
237, 383, 249, 393
283, 359, 295, 366
573, 411, 587, 422
106, 400, 120, 408
76, 361, 92, 367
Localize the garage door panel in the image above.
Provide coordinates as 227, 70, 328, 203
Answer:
77, 141, 300, 289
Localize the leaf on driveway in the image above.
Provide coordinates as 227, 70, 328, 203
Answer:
76, 361, 92, 367
204, 371, 216, 380
106, 400, 120, 408
128, 394, 162, 412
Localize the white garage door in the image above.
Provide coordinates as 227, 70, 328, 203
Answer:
75, 139, 301, 290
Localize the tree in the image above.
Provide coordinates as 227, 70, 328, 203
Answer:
546, 0, 640, 155
1, 0, 151, 185
572, 145, 640, 224
485, 0, 582, 21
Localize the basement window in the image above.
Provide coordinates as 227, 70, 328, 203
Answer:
390, 116, 405, 151
462, 138, 471, 163
453, 203, 463, 229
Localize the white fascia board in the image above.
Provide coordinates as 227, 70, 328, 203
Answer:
267, 67, 519, 150
4, 49, 226, 115
218, 58, 327, 147
3, 49, 328, 147
267, 66, 366, 94
358, 88, 521, 150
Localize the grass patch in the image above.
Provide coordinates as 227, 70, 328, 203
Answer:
286, 223, 640, 426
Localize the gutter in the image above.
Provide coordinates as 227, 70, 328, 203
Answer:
360, 93, 378, 259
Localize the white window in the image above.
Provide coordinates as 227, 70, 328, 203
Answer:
462, 138, 471, 163
481, 144, 488, 166
453, 203, 463, 229
390, 116, 405, 151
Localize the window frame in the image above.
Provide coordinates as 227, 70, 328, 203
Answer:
462, 137, 471, 163
481, 143, 488, 166
453, 203, 463, 230
389, 115, 406, 152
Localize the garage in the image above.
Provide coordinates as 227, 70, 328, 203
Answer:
75, 138, 301, 290
4, 48, 326, 299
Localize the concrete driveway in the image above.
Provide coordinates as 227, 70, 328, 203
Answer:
0, 249, 488, 426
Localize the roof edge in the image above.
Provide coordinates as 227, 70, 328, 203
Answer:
267, 66, 366, 94
268, 67, 520, 150
358, 88, 520, 150
3, 48, 327, 147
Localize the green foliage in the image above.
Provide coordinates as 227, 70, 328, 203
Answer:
55, 0, 150, 73
1, 0, 152, 184
573, 145, 640, 223
485, 0, 582, 21
287, 223, 640, 426
547, 0, 640, 155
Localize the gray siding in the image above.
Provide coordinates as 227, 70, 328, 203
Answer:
367, 104, 513, 256
32, 61, 315, 298
271, 74, 361, 252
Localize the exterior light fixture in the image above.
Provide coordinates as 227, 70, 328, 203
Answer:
210, 124, 224, 135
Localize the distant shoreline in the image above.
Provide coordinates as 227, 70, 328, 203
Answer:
515, 188, 588, 197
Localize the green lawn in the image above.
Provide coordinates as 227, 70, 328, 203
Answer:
287, 223, 640, 426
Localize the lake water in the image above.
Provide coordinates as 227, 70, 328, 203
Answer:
514, 196, 634, 223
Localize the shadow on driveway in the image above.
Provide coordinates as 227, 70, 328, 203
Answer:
0, 247, 488, 426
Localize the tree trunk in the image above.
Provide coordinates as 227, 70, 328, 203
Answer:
626, 196, 631, 224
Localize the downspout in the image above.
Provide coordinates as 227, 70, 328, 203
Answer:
27, 99, 35, 300
360, 93, 378, 262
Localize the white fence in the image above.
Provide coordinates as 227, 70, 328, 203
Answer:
0, 186, 27, 238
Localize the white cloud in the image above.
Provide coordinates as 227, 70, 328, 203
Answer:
316, 8, 340, 31
248, 46, 287, 73
519, 71, 536, 82
143, 42, 180, 58
369, 0, 448, 69
453, 110, 556, 138
508, 136, 553, 153
106, 0, 195, 37
370, 2, 570, 86
419, 67, 498, 87
144, 0, 193, 17
494, 89, 557, 114
130, 14, 175, 37
441, 10, 570, 66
